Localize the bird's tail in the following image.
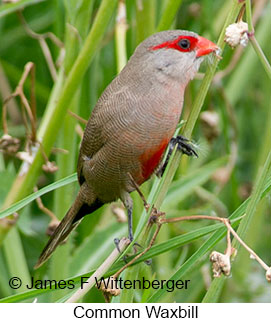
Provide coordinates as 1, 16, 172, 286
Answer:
34, 183, 101, 269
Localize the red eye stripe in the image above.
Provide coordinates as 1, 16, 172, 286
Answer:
150, 35, 198, 52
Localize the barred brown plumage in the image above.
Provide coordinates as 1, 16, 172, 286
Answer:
35, 30, 218, 269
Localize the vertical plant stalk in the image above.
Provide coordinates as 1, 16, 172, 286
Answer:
233, 152, 271, 250
245, 0, 253, 31
136, 0, 155, 45
157, 0, 183, 31
249, 36, 271, 79
245, 0, 271, 79
115, 0, 127, 73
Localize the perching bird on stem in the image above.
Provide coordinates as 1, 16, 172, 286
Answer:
35, 30, 218, 269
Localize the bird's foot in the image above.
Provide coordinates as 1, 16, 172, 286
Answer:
114, 238, 151, 265
113, 236, 138, 254
114, 237, 134, 253
172, 135, 198, 157
114, 238, 122, 253
157, 135, 198, 177
128, 173, 150, 211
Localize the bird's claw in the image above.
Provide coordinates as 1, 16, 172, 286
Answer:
171, 135, 198, 157
144, 259, 152, 266
114, 238, 121, 253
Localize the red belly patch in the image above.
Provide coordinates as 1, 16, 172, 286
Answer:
139, 138, 169, 181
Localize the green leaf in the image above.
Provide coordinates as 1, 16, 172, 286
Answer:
0, 0, 45, 18
0, 173, 77, 219
157, 0, 183, 31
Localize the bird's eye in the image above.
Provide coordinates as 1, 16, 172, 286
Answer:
178, 39, 191, 50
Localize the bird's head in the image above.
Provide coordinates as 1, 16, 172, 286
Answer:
131, 30, 219, 86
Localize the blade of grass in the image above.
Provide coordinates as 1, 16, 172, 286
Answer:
0, 173, 77, 219
0, 0, 45, 18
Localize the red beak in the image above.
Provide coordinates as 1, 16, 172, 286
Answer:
196, 36, 218, 58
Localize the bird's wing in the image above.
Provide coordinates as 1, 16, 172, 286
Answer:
77, 78, 135, 185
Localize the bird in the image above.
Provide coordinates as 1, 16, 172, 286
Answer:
35, 30, 218, 268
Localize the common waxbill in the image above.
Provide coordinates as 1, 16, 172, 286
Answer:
35, 30, 218, 268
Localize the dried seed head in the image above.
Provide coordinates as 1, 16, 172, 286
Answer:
42, 161, 58, 173
0, 134, 20, 154
210, 251, 231, 277
16, 151, 34, 164
225, 21, 249, 48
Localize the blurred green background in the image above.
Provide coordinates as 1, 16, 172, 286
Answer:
0, 0, 270, 303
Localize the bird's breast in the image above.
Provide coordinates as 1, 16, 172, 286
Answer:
138, 137, 170, 183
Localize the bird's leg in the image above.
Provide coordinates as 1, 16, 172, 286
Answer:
128, 173, 150, 212
125, 197, 134, 243
128, 173, 164, 222
114, 191, 145, 259
157, 135, 198, 177
114, 192, 134, 253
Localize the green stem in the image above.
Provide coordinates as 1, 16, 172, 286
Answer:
234, 154, 271, 250
245, 0, 271, 79
3, 228, 31, 293
250, 36, 271, 80
136, 0, 155, 44
115, 1, 128, 73
245, 0, 254, 32
157, 0, 183, 31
